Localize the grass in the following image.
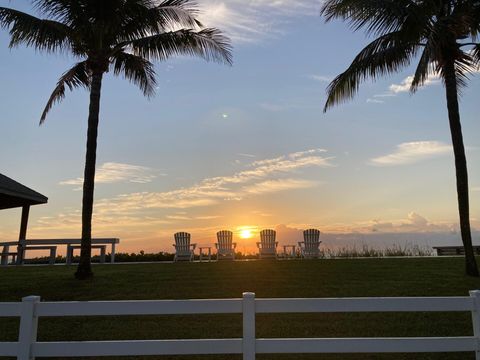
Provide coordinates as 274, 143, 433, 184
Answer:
1, 257, 480, 360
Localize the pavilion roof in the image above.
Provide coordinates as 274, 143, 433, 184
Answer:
0, 173, 48, 210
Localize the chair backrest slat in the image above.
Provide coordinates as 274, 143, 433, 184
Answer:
303, 228, 320, 252
260, 229, 276, 249
216, 230, 233, 250
174, 232, 191, 252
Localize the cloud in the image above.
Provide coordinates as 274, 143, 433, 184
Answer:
35, 149, 333, 232
374, 94, 396, 98
92, 149, 333, 212
198, 0, 321, 44
389, 75, 440, 94
166, 215, 191, 220
366, 98, 384, 104
370, 141, 451, 166
195, 215, 222, 220
243, 178, 319, 194
367, 212, 457, 234
368, 74, 441, 104
60, 162, 159, 188
309, 74, 333, 82
472, 187, 480, 192
374, 58, 479, 102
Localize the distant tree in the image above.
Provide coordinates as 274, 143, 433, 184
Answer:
320, 0, 479, 276
0, 0, 232, 279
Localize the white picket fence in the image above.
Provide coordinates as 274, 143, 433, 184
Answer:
0, 291, 479, 359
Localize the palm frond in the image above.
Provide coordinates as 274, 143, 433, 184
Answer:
127, 28, 232, 65
118, 0, 202, 43
112, 51, 157, 97
0, 6, 73, 53
41, 61, 90, 124
324, 31, 417, 111
155, 0, 202, 28
411, 45, 435, 92
472, 43, 480, 65
320, 0, 427, 36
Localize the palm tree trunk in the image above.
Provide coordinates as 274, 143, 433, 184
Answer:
444, 60, 479, 277
75, 71, 103, 280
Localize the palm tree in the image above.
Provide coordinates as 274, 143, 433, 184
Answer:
320, 0, 479, 276
0, 0, 232, 279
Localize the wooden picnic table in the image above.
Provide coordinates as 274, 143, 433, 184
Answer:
0, 238, 119, 265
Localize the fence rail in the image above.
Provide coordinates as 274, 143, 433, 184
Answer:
0, 291, 479, 359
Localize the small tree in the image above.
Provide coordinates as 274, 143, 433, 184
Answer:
320, 0, 479, 276
0, 0, 232, 279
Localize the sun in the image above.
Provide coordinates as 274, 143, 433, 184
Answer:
240, 229, 253, 239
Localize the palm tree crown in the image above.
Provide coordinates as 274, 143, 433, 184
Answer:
321, 0, 479, 111
0, 0, 232, 122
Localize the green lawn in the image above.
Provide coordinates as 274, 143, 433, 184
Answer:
1, 258, 479, 360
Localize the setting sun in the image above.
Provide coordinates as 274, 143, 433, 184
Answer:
240, 229, 253, 239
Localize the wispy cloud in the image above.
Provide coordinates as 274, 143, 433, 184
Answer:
195, 215, 222, 220
198, 0, 321, 44
309, 74, 333, 82
366, 98, 384, 104
370, 141, 451, 166
35, 149, 333, 231
91, 149, 333, 212
243, 178, 319, 194
60, 162, 159, 189
389, 75, 441, 94
367, 74, 440, 105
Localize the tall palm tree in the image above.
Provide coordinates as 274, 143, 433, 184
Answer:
0, 0, 232, 279
320, 0, 479, 276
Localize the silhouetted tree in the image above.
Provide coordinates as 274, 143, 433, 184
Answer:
321, 0, 479, 276
0, 0, 232, 279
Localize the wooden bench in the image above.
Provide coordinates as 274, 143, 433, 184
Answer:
24, 246, 57, 265
433, 246, 480, 256
0, 249, 17, 266
66, 245, 106, 265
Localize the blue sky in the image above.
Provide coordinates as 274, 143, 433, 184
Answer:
1, 0, 479, 252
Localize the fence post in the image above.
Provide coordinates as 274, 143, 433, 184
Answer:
18, 296, 40, 360
243, 292, 255, 360
470, 290, 480, 360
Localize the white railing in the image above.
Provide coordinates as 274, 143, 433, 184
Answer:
0, 291, 479, 359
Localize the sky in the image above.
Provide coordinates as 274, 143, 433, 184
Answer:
1, 0, 480, 254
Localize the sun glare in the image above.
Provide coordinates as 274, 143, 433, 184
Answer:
240, 229, 253, 239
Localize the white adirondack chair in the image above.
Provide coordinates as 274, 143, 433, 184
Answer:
215, 230, 236, 260
257, 229, 278, 259
173, 232, 196, 262
298, 229, 321, 259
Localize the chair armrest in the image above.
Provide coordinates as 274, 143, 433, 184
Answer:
214, 243, 218, 249
190, 243, 197, 250
172, 244, 177, 248
275, 242, 279, 247
298, 241, 304, 247
256, 242, 261, 248
233, 243, 237, 249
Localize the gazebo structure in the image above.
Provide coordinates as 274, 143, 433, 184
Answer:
0, 173, 48, 263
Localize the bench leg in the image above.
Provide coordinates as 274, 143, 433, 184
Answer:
1, 246, 8, 266
100, 247, 106, 263
111, 243, 116, 263
66, 246, 73, 265
49, 248, 56, 265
